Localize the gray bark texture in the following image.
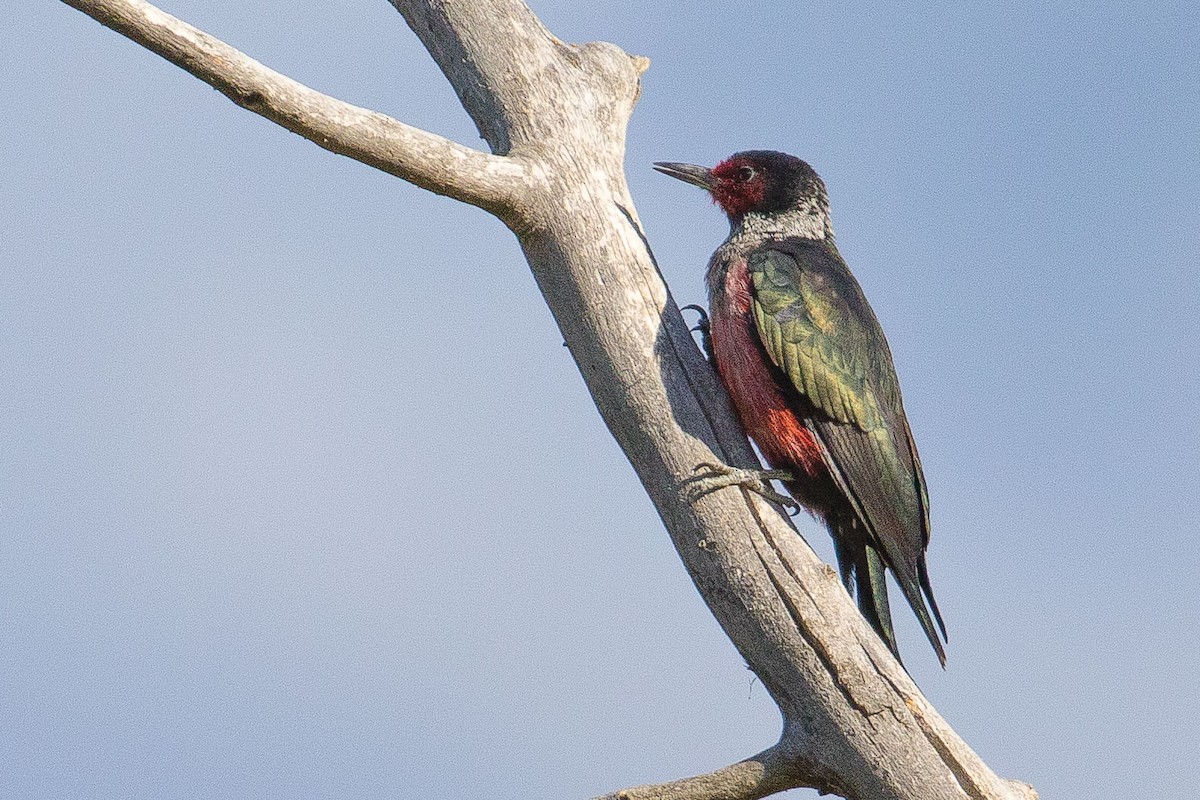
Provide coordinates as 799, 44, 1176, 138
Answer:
58, 2, 1039, 799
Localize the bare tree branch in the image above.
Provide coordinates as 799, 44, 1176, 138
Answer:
56, 1, 1040, 798
59, 0, 529, 216
592, 743, 826, 800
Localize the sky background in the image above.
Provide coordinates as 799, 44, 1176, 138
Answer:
4, 2, 1198, 798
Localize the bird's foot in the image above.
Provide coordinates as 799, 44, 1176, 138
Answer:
683, 462, 798, 511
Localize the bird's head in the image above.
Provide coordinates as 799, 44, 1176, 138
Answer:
654, 150, 830, 231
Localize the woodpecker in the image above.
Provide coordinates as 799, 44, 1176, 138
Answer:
655, 151, 947, 665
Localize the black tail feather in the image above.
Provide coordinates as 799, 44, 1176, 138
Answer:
834, 526, 946, 668
920, 558, 948, 642
857, 544, 900, 662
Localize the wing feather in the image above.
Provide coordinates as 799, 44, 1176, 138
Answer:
748, 240, 944, 655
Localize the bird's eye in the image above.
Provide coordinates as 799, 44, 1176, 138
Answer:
737, 166, 757, 182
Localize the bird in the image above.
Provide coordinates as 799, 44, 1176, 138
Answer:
654, 151, 947, 665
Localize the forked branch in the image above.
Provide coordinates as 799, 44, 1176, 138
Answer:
56, 1, 1038, 798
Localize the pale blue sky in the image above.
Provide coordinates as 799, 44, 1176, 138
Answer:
4, 2, 1198, 798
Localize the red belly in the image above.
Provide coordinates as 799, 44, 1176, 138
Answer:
711, 259, 826, 479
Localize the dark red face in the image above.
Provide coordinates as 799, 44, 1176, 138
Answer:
709, 156, 770, 218
654, 150, 823, 221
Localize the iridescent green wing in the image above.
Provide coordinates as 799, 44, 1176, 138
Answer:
748, 242, 894, 433
748, 239, 945, 649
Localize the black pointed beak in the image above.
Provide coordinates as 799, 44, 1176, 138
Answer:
653, 162, 713, 190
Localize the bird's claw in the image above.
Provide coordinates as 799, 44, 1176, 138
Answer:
681, 303, 710, 333
683, 461, 798, 511
681, 304, 715, 364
